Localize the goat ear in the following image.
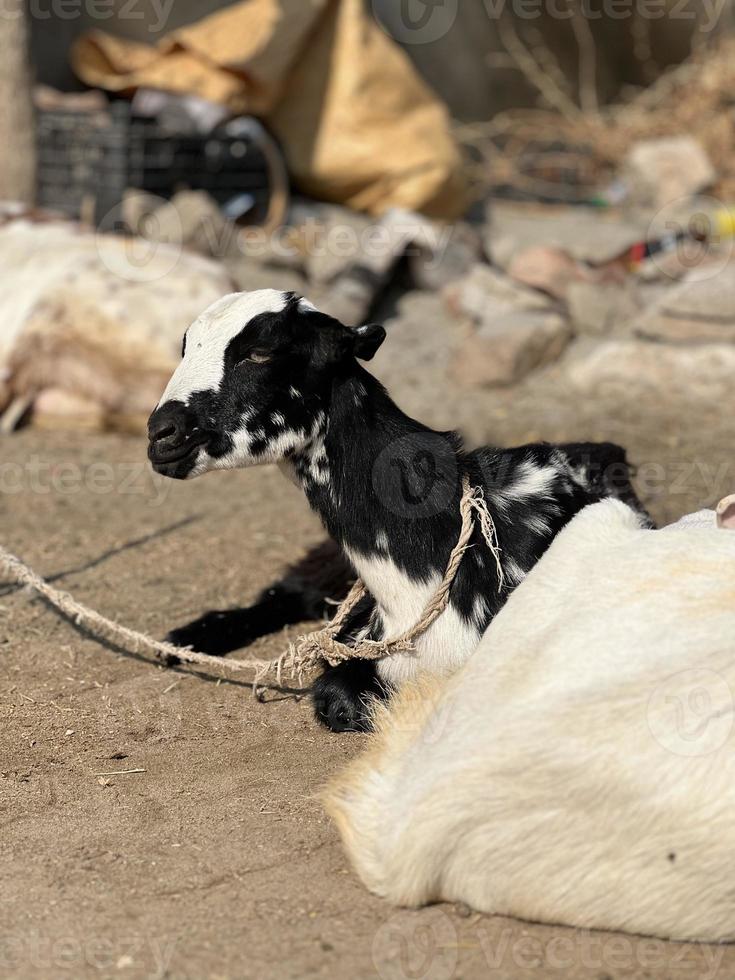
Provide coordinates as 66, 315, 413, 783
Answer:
352, 323, 386, 361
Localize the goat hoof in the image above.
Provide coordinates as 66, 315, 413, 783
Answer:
319, 697, 370, 733
311, 660, 386, 733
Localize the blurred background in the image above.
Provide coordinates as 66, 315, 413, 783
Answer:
1, 0, 734, 516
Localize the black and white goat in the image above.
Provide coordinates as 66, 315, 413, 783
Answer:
148, 289, 647, 731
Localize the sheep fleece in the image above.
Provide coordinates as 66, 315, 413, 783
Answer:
324, 499, 735, 941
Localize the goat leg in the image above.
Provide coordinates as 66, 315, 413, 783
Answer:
165, 539, 354, 660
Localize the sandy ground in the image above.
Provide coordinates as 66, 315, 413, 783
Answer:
2, 354, 734, 979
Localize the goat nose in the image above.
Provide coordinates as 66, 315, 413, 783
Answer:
150, 419, 177, 442
148, 404, 186, 445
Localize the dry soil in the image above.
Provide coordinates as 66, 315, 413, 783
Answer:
1, 359, 734, 979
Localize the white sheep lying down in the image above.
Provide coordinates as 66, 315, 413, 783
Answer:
325, 498, 735, 942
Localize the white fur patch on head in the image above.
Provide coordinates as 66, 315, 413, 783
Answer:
159, 289, 289, 406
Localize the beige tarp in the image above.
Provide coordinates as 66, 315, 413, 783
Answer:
72, 0, 467, 219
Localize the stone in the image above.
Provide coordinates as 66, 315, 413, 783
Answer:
121, 189, 164, 235
508, 245, 629, 302
287, 200, 372, 285
153, 190, 235, 259
371, 291, 461, 424
408, 221, 482, 292
291, 205, 433, 323
633, 263, 735, 344
124, 189, 240, 260
565, 339, 735, 405
224, 256, 307, 298
451, 311, 572, 387
625, 137, 716, 209
376, 292, 459, 377
508, 246, 587, 301
567, 280, 647, 336
484, 201, 647, 270
443, 262, 572, 387
443, 263, 554, 322
309, 273, 379, 326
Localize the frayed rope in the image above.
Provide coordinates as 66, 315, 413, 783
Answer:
0, 476, 503, 691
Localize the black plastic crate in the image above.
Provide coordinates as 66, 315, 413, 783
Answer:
36, 101, 272, 226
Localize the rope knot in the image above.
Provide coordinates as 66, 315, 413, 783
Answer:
281, 475, 504, 681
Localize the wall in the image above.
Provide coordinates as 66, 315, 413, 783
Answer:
30, 0, 735, 119
372, 0, 735, 120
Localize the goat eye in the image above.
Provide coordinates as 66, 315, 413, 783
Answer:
244, 351, 271, 365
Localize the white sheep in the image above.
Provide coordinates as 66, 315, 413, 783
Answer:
325, 497, 735, 942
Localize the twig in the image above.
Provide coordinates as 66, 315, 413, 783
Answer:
93, 769, 146, 777
48, 700, 73, 713
526, 25, 576, 101
567, 0, 599, 115
498, 15, 586, 123
630, 8, 657, 83
624, 49, 699, 112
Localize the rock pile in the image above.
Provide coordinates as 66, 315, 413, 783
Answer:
5, 132, 732, 436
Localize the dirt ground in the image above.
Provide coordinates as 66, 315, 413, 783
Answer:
2, 354, 734, 979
